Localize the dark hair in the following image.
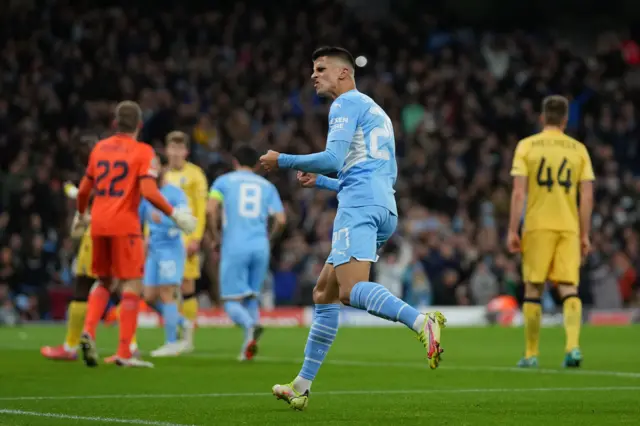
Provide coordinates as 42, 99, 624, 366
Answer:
233, 144, 259, 167
165, 130, 190, 148
114, 101, 142, 133
542, 95, 569, 126
312, 46, 355, 69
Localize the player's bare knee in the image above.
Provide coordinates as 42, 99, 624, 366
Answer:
335, 258, 370, 304
524, 282, 543, 299
143, 287, 158, 304
312, 269, 334, 304
181, 279, 195, 295
121, 279, 143, 295
556, 283, 578, 298
338, 288, 353, 305
158, 286, 176, 303
312, 285, 324, 304
312, 285, 337, 304
98, 277, 113, 292
312, 263, 340, 304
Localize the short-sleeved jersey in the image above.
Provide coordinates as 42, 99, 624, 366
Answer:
329, 90, 398, 215
209, 170, 284, 253
87, 134, 158, 236
510, 129, 595, 233
139, 183, 188, 251
164, 162, 208, 242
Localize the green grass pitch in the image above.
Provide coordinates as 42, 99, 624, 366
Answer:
0, 325, 639, 425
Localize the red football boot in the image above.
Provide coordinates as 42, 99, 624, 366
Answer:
41, 344, 77, 361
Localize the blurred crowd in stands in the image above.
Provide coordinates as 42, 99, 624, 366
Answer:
1, 0, 639, 322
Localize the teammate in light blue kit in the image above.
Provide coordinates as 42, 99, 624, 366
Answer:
140, 153, 194, 358
208, 145, 286, 361
260, 46, 447, 410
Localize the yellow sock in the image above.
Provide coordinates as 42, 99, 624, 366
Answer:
181, 294, 198, 323
563, 295, 582, 352
523, 299, 542, 358
65, 301, 87, 349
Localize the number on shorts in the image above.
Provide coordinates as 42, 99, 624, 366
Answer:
239, 183, 261, 218
158, 260, 177, 281
95, 160, 130, 197
331, 228, 350, 252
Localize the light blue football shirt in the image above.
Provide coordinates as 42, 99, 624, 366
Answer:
209, 170, 284, 253
278, 89, 398, 215
139, 183, 188, 250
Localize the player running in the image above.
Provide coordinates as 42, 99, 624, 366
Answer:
140, 153, 195, 357
208, 144, 286, 361
75, 101, 197, 368
507, 95, 594, 368
260, 46, 445, 411
164, 131, 208, 352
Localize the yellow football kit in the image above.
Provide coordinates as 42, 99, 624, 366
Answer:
510, 129, 595, 285
164, 162, 208, 279
74, 226, 96, 279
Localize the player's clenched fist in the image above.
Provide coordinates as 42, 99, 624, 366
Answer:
260, 150, 280, 172
297, 171, 317, 188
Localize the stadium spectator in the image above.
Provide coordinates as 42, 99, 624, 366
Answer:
0, 0, 639, 320
0, 282, 19, 326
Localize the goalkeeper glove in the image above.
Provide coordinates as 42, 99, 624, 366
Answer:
171, 207, 197, 234
71, 211, 90, 238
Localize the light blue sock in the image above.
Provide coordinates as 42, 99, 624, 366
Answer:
243, 297, 260, 325
224, 301, 254, 335
161, 302, 180, 344
297, 304, 340, 386
350, 281, 421, 331
157, 301, 187, 329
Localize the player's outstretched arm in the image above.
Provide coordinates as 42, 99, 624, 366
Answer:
297, 171, 339, 192
140, 178, 173, 216
315, 175, 339, 192
277, 139, 350, 174
262, 100, 356, 174
140, 179, 197, 234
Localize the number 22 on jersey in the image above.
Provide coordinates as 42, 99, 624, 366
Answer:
95, 160, 130, 197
